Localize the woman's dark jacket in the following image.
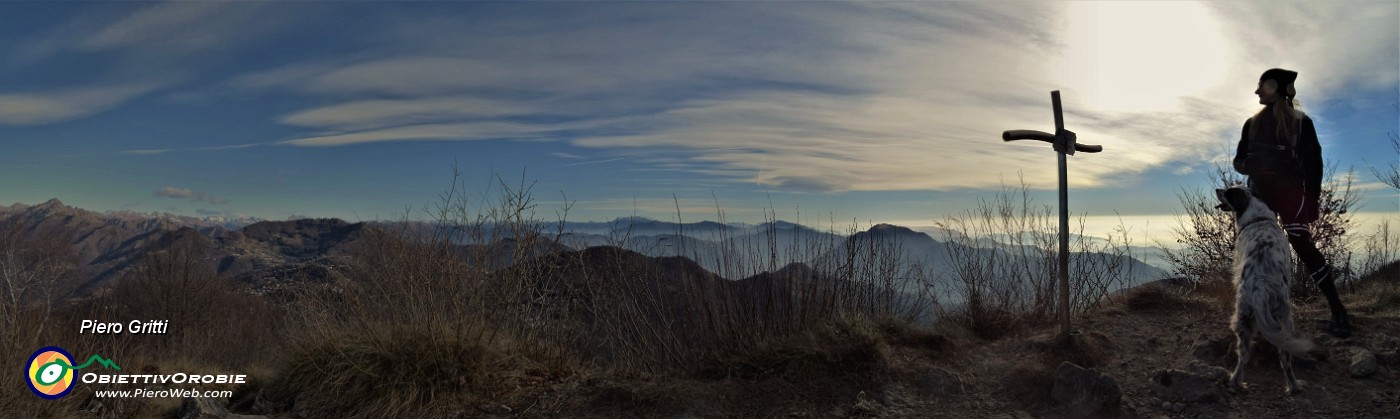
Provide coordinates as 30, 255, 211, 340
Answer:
1231, 106, 1323, 221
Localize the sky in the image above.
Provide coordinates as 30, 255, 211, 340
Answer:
1, 1, 1396, 243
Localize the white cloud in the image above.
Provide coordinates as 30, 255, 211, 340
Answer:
235, 2, 1396, 194
79, 2, 293, 57
280, 97, 536, 131
153, 187, 194, 199
1208, 1, 1400, 98
280, 122, 568, 147
229, 61, 344, 89
121, 149, 173, 155
153, 186, 228, 205
4, 2, 301, 125
0, 83, 159, 125
563, 197, 755, 221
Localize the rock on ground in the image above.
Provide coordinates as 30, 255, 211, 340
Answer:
1150, 363, 1226, 403
1192, 333, 1232, 364
1050, 361, 1122, 418
180, 398, 266, 419
1351, 349, 1378, 378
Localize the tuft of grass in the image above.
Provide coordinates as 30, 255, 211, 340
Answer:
1111, 283, 1215, 315
266, 324, 501, 418
935, 178, 1141, 342
1350, 278, 1400, 316
699, 317, 891, 382
877, 315, 954, 358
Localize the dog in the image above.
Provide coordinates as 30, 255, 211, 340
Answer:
1215, 185, 1315, 394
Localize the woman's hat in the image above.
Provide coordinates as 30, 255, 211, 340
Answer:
1260, 68, 1298, 97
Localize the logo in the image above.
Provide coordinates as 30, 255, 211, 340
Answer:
26, 347, 121, 399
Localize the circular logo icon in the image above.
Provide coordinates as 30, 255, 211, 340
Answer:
27, 347, 75, 399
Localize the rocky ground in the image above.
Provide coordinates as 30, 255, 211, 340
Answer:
870, 285, 1400, 419
172, 282, 1398, 419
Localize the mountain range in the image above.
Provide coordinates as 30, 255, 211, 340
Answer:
0, 199, 1170, 302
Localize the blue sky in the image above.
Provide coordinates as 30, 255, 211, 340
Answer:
1, 1, 1396, 241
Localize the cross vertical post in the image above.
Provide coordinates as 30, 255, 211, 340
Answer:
1052, 91, 1071, 343
1000, 90, 1103, 343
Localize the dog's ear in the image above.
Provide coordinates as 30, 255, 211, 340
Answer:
1214, 189, 1234, 212
1224, 187, 1252, 214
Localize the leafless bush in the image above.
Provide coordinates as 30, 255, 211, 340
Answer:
572, 201, 936, 373
1162, 163, 1367, 306
935, 178, 1136, 339
1359, 219, 1399, 280
272, 166, 941, 415
0, 222, 79, 416
1367, 107, 1399, 190
269, 168, 592, 416
99, 233, 282, 368
1159, 166, 1245, 305
0, 222, 78, 346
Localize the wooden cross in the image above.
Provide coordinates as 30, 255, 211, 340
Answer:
1002, 90, 1103, 343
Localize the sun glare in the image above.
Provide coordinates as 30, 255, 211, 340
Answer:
1061, 1, 1231, 113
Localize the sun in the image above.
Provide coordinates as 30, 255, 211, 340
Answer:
1060, 1, 1231, 113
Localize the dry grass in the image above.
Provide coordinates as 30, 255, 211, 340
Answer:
1348, 260, 1400, 316
0, 220, 283, 418
266, 324, 503, 418
253, 168, 942, 416
934, 178, 1140, 340
18, 166, 1356, 417
1109, 282, 1217, 315
1163, 165, 1383, 309
699, 317, 891, 381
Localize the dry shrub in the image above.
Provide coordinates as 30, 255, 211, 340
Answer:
876, 316, 954, 357
1163, 164, 1369, 309
1112, 282, 1215, 315
935, 178, 1139, 340
266, 324, 499, 418
0, 222, 82, 416
266, 168, 940, 416
94, 233, 284, 368
946, 304, 1032, 341
1350, 260, 1400, 315
267, 170, 581, 416
1358, 219, 1398, 282
571, 204, 937, 374
700, 317, 890, 381
1159, 167, 1243, 313
0, 228, 285, 417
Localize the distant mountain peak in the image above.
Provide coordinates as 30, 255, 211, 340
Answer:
756, 220, 802, 230
867, 223, 917, 235
28, 198, 73, 216
37, 198, 67, 209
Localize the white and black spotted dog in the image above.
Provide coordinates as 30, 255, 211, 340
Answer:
1215, 185, 1315, 394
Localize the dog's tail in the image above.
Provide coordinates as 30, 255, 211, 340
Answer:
1249, 288, 1316, 357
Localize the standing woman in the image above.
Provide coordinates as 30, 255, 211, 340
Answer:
1232, 68, 1352, 337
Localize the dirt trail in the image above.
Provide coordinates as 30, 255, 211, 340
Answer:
876, 290, 1400, 418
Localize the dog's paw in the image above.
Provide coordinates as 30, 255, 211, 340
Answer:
1227, 378, 1248, 393
1285, 380, 1306, 395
